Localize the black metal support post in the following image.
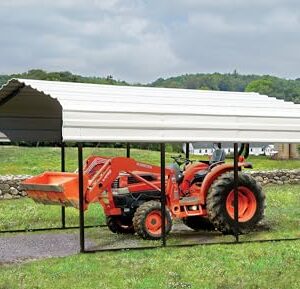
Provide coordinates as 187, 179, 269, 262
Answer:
233, 143, 239, 242
160, 143, 166, 247
61, 143, 66, 229
78, 143, 85, 253
185, 143, 190, 159
126, 143, 130, 158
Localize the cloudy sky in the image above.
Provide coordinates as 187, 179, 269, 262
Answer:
0, 0, 299, 83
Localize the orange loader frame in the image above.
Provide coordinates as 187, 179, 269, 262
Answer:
22, 154, 252, 221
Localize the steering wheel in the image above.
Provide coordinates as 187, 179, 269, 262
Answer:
171, 155, 192, 167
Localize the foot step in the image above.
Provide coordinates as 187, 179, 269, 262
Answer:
179, 196, 200, 205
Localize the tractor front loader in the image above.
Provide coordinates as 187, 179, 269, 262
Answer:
21, 145, 265, 240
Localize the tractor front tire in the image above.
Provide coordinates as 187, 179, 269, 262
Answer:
183, 216, 215, 231
207, 172, 265, 234
133, 201, 172, 240
106, 216, 135, 234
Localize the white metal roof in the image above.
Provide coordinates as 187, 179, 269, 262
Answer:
0, 78, 299, 143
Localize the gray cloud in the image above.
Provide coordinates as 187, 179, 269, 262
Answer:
0, 0, 299, 82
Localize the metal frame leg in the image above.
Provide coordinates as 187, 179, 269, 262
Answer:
160, 143, 166, 247
78, 143, 85, 252
233, 143, 239, 242
61, 142, 66, 229
185, 142, 190, 159
126, 143, 130, 158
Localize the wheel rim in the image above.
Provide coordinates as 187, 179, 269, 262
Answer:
226, 186, 257, 222
145, 211, 162, 235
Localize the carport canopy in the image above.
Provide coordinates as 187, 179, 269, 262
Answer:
0, 78, 299, 143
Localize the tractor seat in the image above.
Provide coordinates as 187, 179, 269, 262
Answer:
192, 170, 208, 185
209, 149, 226, 164
191, 149, 226, 185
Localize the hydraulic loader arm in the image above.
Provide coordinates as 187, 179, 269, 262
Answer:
21, 155, 175, 213
84, 156, 172, 205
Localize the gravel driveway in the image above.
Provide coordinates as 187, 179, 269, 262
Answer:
0, 224, 223, 264
0, 233, 95, 264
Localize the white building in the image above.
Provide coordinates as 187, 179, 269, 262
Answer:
183, 142, 277, 157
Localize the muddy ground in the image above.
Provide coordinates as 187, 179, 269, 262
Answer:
0, 223, 227, 264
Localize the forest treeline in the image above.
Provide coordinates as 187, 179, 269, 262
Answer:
0, 69, 299, 103
0, 70, 128, 88
151, 72, 300, 103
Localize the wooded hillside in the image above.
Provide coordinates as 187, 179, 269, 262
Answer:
1, 69, 299, 103
151, 72, 300, 103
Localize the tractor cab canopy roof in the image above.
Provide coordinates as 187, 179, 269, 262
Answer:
0, 78, 299, 143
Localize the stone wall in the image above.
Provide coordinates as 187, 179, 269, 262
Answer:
0, 170, 299, 200
0, 175, 30, 199
249, 169, 300, 186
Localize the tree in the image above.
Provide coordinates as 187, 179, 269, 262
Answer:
245, 77, 276, 96
246, 77, 300, 103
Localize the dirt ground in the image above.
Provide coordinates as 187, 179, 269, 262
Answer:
0, 233, 95, 264
0, 224, 226, 264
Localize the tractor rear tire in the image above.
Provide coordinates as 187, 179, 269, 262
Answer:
133, 201, 172, 240
106, 216, 135, 234
183, 216, 215, 231
206, 172, 265, 234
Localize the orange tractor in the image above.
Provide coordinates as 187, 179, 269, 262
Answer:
22, 147, 265, 239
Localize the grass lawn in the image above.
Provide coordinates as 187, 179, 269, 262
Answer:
0, 240, 299, 289
0, 146, 299, 175
0, 185, 299, 289
0, 146, 299, 288
0, 200, 103, 231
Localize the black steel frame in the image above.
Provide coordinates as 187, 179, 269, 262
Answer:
80, 142, 300, 253
1, 142, 299, 252
79, 141, 269, 253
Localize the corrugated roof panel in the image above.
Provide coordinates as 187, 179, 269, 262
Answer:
0, 78, 299, 143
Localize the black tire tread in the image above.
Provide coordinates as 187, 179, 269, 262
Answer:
207, 172, 265, 234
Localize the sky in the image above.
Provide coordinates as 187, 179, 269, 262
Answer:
0, 0, 299, 83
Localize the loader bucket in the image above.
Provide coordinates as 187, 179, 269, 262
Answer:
21, 172, 88, 209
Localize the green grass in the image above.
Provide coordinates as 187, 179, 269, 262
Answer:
0, 240, 299, 289
0, 146, 299, 175
0, 186, 298, 288
0, 199, 104, 231
0, 146, 299, 288
246, 155, 300, 171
